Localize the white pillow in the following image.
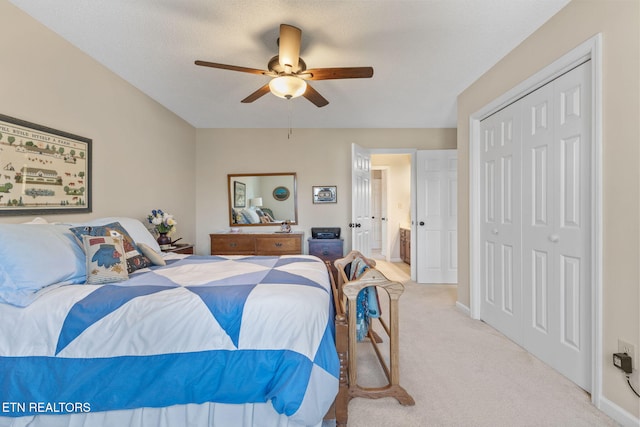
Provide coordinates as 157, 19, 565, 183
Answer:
137, 242, 166, 266
23, 217, 48, 224
0, 224, 85, 307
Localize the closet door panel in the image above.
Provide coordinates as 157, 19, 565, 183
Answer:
479, 105, 523, 343
521, 63, 592, 391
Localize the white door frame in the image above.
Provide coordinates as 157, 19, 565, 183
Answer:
469, 35, 602, 404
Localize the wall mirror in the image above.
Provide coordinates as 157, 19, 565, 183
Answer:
228, 173, 298, 226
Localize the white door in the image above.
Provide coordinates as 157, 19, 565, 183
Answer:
416, 150, 457, 283
371, 175, 382, 251
521, 63, 592, 390
351, 143, 371, 256
479, 105, 523, 343
480, 61, 591, 390
380, 169, 389, 259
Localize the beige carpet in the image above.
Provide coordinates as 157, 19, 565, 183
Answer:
341, 260, 617, 427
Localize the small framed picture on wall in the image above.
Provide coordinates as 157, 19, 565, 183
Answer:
234, 181, 246, 208
312, 186, 337, 204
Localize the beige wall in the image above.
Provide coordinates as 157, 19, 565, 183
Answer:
0, 2, 197, 242
194, 128, 455, 255
457, 0, 639, 419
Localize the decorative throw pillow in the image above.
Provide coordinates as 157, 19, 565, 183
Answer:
83, 235, 129, 284
137, 242, 166, 266
70, 222, 152, 273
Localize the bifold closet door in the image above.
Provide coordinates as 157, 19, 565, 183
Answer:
480, 61, 591, 391
521, 63, 591, 391
479, 104, 523, 343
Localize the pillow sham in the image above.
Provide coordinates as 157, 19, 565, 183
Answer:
77, 216, 162, 253
261, 208, 276, 221
243, 209, 260, 224
0, 223, 85, 307
137, 242, 166, 266
69, 222, 152, 273
83, 235, 129, 284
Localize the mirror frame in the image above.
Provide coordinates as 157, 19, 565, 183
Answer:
228, 172, 298, 227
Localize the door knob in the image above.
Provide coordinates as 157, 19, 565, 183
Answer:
492, 228, 499, 235
419, 221, 425, 226
549, 234, 560, 243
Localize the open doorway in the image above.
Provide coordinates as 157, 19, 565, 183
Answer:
370, 153, 412, 273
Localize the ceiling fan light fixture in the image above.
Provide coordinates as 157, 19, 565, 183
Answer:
269, 75, 307, 99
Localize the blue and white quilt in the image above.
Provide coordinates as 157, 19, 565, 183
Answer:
0, 255, 339, 425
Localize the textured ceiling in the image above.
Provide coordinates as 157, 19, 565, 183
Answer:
9, 0, 570, 129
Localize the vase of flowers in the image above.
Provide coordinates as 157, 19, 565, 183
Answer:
147, 209, 177, 249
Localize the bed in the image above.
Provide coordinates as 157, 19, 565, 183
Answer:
0, 217, 342, 427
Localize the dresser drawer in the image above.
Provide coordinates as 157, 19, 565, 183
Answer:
308, 239, 343, 261
255, 235, 302, 255
211, 235, 255, 255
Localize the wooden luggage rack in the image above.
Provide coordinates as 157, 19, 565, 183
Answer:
330, 250, 414, 426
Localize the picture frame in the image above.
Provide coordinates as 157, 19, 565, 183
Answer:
312, 186, 337, 204
272, 186, 290, 201
0, 113, 92, 216
233, 181, 246, 208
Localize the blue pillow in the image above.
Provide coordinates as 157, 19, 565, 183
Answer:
0, 224, 86, 307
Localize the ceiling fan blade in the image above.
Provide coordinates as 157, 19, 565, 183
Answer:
303, 83, 329, 108
195, 60, 268, 75
303, 67, 374, 80
278, 24, 302, 70
241, 83, 271, 103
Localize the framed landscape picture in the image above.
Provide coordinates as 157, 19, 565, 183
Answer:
0, 114, 92, 216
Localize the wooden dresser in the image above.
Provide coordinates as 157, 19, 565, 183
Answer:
399, 227, 411, 265
210, 232, 303, 256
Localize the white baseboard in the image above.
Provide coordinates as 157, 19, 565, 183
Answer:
598, 394, 639, 427
455, 301, 470, 316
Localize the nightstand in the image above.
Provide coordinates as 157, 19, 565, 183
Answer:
308, 238, 343, 279
162, 244, 194, 255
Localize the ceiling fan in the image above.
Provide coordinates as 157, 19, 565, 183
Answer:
195, 24, 374, 108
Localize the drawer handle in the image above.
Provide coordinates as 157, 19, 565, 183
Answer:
275, 242, 283, 247
322, 250, 329, 256
229, 242, 237, 247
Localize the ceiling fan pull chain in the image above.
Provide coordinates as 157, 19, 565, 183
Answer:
288, 99, 293, 139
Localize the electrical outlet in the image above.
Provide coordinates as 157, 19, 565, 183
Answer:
618, 339, 637, 370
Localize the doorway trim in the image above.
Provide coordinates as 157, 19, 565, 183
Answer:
468, 34, 602, 404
